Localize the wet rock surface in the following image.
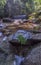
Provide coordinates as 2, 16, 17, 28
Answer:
8, 30, 41, 42
9, 30, 33, 45
9, 30, 41, 47
11, 30, 32, 40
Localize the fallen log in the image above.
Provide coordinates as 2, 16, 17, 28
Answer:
0, 21, 41, 36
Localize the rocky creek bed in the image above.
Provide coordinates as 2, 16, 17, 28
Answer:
0, 19, 41, 65
0, 30, 41, 65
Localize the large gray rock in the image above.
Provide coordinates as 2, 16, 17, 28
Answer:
21, 44, 41, 65
32, 33, 41, 40
10, 30, 32, 40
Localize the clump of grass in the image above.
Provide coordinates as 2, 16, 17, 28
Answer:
18, 35, 26, 45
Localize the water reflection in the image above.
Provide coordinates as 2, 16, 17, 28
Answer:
14, 55, 24, 65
